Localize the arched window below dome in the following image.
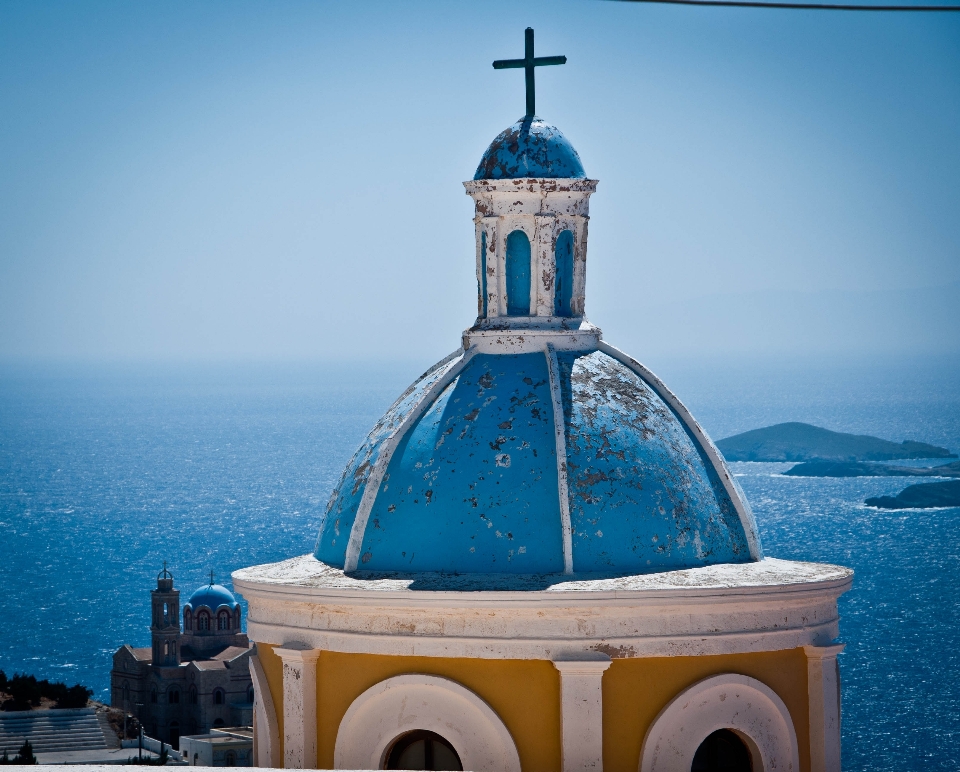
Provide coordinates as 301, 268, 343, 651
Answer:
505, 230, 531, 316
217, 610, 230, 630
554, 229, 574, 317
691, 729, 753, 772
197, 611, 210, 631
213, 688, 225, 705
168, 688, 179, 704
478, 231, 488, 317
386, 730, 462, 771
234, 606, 241, 628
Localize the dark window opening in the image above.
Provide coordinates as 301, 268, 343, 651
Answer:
479, 231, 488, 317
218, 610, 230, 631
169, 721, 180, 751
225, 750, 236, 766
505, 230, 531, 316
691, 728, 753, 772
213, 688, 225, 705
386, 730, 462, 771
554, 229, 574, 317
168, 689, 179, 704
213, 718, 225, 728
150, 689, 157, 704
197, 611, 210, 631
189, 686, 198, 705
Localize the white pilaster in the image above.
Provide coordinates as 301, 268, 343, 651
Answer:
274, 644, 321, 769
803, 643, 845, 772
553, 655, 611, 771
249, 655, 281, 768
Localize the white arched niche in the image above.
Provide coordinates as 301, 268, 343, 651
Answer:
640, 673, 801, 772
334, 673, 521, 772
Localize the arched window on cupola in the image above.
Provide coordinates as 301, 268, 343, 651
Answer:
554, 230, 574, 317
217, 610, 230, 631
197, 611, 210, 631
505, 230, 531, 316
478, 232, 488, 317
234, 607, 241, 629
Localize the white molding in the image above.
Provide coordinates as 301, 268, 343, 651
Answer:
343, 348, 470, 572
545, 343, 574, 574
333, 674, 521, 772
803, 644, 845, 772
249, 654, 280, 768
234, 556, 851, 661
554, 656, 612, 771
274, 644, 321, 769
462, 320, 601, 355
597, 341, 763, 561
640, 673, 800, 772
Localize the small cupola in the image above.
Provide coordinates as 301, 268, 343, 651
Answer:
462, 28, 600, 355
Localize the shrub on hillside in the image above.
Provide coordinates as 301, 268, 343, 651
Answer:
0, 670, 92, 711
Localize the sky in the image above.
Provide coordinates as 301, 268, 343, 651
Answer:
0, 0, 958, 364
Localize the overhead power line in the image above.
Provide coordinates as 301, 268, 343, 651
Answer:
613, 0, 960, 10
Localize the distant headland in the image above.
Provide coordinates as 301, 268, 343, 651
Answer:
716, 422, 956, 463
865, 480, 960, 510
783, 460, 960, 479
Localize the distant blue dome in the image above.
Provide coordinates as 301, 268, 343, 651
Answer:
475, 116, 586, 180
185, 584, 238, 611
316, 349, 759, 575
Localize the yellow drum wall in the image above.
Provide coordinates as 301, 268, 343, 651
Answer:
602, 649, 811, 772
317, 652, 562, 771
255, 645, 812, 772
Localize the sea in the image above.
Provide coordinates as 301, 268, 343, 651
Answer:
1, 353, 958, 771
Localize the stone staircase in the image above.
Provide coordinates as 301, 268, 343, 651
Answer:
0, 708, 108, 754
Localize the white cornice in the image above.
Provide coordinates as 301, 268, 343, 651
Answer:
233, 555, 852, 659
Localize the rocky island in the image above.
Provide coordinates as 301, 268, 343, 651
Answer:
784, 460, 960, 478
716, 422, 956, 463
865, 480, 960, 510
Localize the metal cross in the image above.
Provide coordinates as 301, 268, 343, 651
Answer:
492, 28, 566, 117
209, 570, 215, 585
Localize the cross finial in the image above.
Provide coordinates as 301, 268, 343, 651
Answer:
209, 570, 215, 586
493, 28, 566, 117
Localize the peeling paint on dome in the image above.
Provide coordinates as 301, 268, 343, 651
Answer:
557, 350, 750, 571
314, 353, 463, 565
357, 353, 564, 573
474, 116, 586, 180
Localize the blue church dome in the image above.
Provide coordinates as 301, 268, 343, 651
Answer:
316, 349, 760, 576
185, 583, 239, 611
474, 116, 586, 180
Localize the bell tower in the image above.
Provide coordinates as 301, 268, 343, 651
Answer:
150, 562, 181, 668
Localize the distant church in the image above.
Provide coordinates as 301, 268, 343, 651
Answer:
110, 566, 254, 749
232, 28, 853, 772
